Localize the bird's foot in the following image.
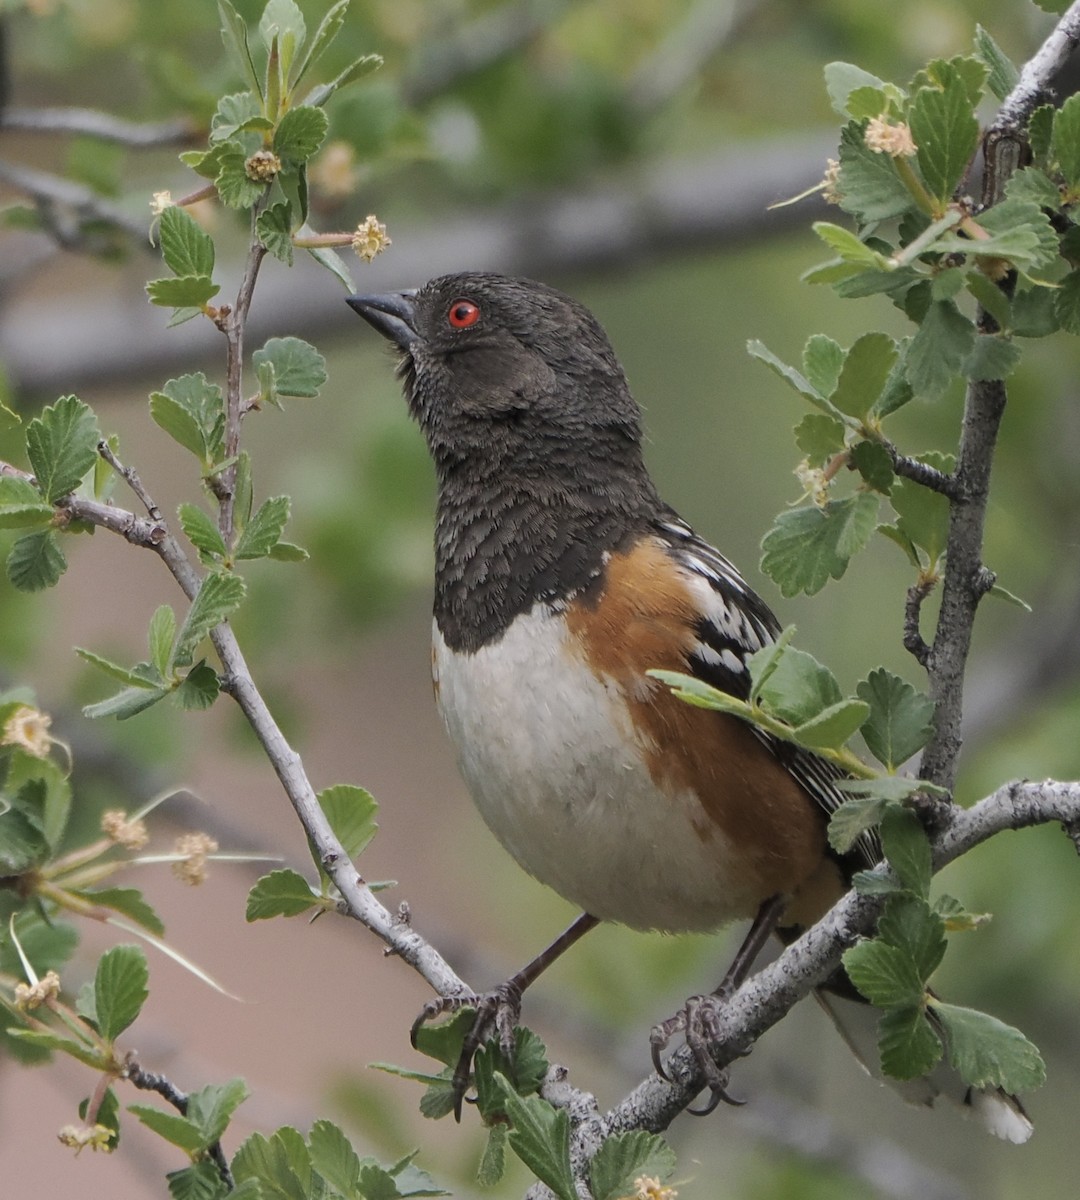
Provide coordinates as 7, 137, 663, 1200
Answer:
411, 981, 524, 1120
650, 991, 748, 1115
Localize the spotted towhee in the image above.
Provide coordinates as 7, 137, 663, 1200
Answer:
347, 272, 1030, 1141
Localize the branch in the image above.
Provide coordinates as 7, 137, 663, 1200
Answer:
992, 1, 1080, 135
579, 779, 1080, 1143
0, 107, 196, 146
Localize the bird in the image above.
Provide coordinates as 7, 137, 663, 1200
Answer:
346, 271, 1031, 1141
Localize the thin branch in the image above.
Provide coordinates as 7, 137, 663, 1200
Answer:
992, 0, 1080, 135
0, 107, 196, 146
883, 442, 960, 498
903, 578, 934, 667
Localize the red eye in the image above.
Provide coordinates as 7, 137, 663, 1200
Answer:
448, 299, 480, 329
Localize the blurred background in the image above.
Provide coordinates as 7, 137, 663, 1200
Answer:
1, 1, 1079, 1197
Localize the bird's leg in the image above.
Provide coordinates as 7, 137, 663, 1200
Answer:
411, 911, 600, 1120
650, 893, 788, 1112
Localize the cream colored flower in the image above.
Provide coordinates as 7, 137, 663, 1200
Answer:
822, 157, 842, 205
14, 969, 61, 1011
864, 117, 917, 158
622, 1177, 677, 1200
150, 190, 173, 216
796, 459, 830, 508
172, 831, 219, 885
2, 704, 53, 759
352, 214, 391, 262
101, 809, 150, 851
58, 1123, 114, 1154
245, 150, 282, 182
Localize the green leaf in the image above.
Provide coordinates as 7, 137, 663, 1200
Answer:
235, 496, 290, 560
973, 27, 1019, 102
7, 1027, 104, 1070
150, 374, 225, 467
174, 572, 246, 667
187, 1078, 249, 1145
217, 0, 262, 98
760, 492, 879, 597
268, 540, 308, 562
589, 1132, 677, 1200
308, 1119, 360, 1196
880, 805, 932, 896
273, 106, 329, 163
158, 205, 215, 278
1010, 284, 1059, 338
209, 91, 270, 143
849, 440, 894, 493
74, 647, 160, 689
477, 1123, 509, 1187
1052, 93, 1080, 192
167, 1160, 229, 1200
245, 868, 319, 920
965, 270, 1012, 330
232, 1128, 311, 1200
148, 605, 178, 678
934, 893, 991, 932
754, 644, 841, 726
836, 121, 915, 222
890, 454, 953, 567
81, 888, 165, 937
259, 0, 306, 53
174, 662, 221, 710
252, 336, 326, 399
747, 339, 828, 408
6, 756, 71, 851
494, 1074, 576, 1200
852, 869, 902, 896
909, 73, 980, 206
304, 241, 354, 289
179, 503, 228, 564
828, 795, 890, 855
316, 784, 378, 865
474, 1027, 549, 1118
905, 300, 974, 400
0, 806, 49, 872
842, 938, 925, 1008
7, 530, 67, 591
303, 53, 383, 108
94, 944, 149, 1041
950, 195, 1059, 273
792, 699, 870, 750
0, 476, 54, 529
932, 1002, 1046, 1092
802, 334, 845, 398
879, 1007, 943, 1079
964, 334, 1021, 382
831, 332, 898, 420
1054, 269, 1080, 335
878, 894, 946, 979
26, 394, 100, 502
128, 1104, 207, 1154
256, 201, 294, 265
412, 1007, 475, 1068
794, 413, 847, 466
812, 221, 891, 268
988, 582, 1031, 610
291, 0, 348, 89
856, 668, 935, 770
823, 62, 887, 117
82, 685, 169, 721
215, 148, 266, 209
146, 275, 219, 310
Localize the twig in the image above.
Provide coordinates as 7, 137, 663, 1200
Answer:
0, 107, 196, 146
97, 440, 162, 523
883, 443, 960, 498
903, 578, 934, 667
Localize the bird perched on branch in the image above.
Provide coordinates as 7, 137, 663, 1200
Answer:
347, 272, 1030, 1141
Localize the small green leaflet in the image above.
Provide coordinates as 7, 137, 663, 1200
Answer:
493, 1074, 576, 1200
252, 337, 327, 399
273, 106, 329, 163
760, 493, 879, 597
589, 1132, 677, 1200
173, 571, 247, 667
909, 72, 981, 208
856, 667, 935, 770
879, 1007, 943, 1079
235, 496, 290, 560
246, 868, 319, 920
94, 944, 149, 1042
842, 938, 925, 1008
25, 394, 100, 503
0, 476, 54, 529
932, 1001, 1046, 1093
7, 530, 67, 591
158, 205, 215, 278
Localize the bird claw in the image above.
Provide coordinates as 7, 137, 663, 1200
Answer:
650, 992, 747, 1113
411, 982, 524, 1120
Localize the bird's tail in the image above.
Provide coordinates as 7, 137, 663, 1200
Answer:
814, 987, 1033, 1143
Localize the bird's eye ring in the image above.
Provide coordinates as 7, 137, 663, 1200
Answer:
448, 299, 481, 329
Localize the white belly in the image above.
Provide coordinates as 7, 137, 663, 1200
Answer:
432, 606, 760, 932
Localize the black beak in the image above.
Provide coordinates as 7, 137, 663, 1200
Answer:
346, 290, 418, 351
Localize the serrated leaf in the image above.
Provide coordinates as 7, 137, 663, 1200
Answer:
879, 1006, 943, 1079
973, 26, 1019, 102
215, 148, 266, 209
852, 869, 902, 895
303, 53, 383, 108
494, 1075, 576, 1200
948, 196, 1060, 273
95, 944, 148, 1041
308, 1119, 360, 1196
128, 1104, 207, 1154
7, 530, 67, 591
1052, 93, 1080, 192
259, 0, 305, 52
477, 1124, 509, 1187
245, 868, 319, 920
836, 121, 915, 223
933, 1002, 1046, 1092
273, 106, 329, 163
0, 806, 49, 872
0, 476, 53, 529
75, 647, 161, 689
187, 1078, 249, 1145
963, 332, 1019, 382
232, 1128, 311, 1200
813, 221, 891, 267
905, 300, 975, 400
148, 604, 178, 677
146, 275, 219, 309
755, 644, 842, 727
1010, 284, 1059, 338
879, 894, 946, 979
150, 374, 225, 467
856, 667, 935, 770
26, 394, 100, 503
256, 201, 294, 265
802, 334, 845, 397
158, 206, 215, 279
794, 413, 846, 467
80, 888, 165, 937
880, 805, 932, 896
589, 1132, 677, 1200
179, 503, 228, 563
828, 795, 891, 855
910, 76, 980, 206
760, 492, 879, 597
316, 784, 377, 866
174, 572, 246, 667
747, 339, 829, 409
474, 1027, 548, 1118
831, 333, 898, 420
823, 62, 887, 117
412, 1008, 475, 1068
391, 1152, 449, 1197
174, 662, 221, 710
793, 699, 870, 750
235, 496, 290, 560
836, 775, 945, 801
251, 337, 326, 398
167, 1160, 228, 1200
842, 938, 926, 1008
209, 91, 269, 144
850, 440, 894, 493
217, 0, 262, 98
